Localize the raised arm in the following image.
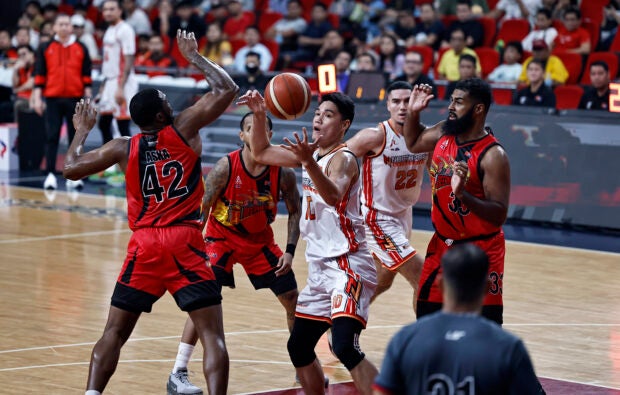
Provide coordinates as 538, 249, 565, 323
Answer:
174, 30, 239, 141
451, 145, 511, 228
63, 99, 129, 180
304, 150, 358, 206
403, 84, 443, 153
238, 90, 303, 168
275, 167, 301, 276
345, 126, 384, 158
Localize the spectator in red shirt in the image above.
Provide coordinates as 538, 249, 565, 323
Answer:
553, 7, 591, 54
135, 34, 177, 77
12, 44, 35, 116
223, 0, 253, 41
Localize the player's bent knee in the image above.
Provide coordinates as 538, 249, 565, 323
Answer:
287, 335, 316, 367
331, 318, 365, 371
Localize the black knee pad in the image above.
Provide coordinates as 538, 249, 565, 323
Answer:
287, 318, 330, 368
331, 318, 365, 371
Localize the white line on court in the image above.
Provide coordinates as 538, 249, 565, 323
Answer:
0, 229, 131, 244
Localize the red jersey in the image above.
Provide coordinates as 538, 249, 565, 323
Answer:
429, 130, 502, 240
125, 125, 205, 230
207, 149, 280, 237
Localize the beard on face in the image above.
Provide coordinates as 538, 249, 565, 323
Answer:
443, 105, 476, 136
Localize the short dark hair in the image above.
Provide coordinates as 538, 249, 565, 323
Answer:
25, 0, 42, 12
42, 3, 58, 13
386, 81, 412, 95
357, 52, 376, 66
590, 60, 609, 72
536, 7, 552, 19
454, 78, 492, 113
563, 6, 581, 19
240, 112, 273, 131
320, 92, 355, 131
246, 50, 261, 60
456, 0, 473, 7
459, 53, 477, 67
129, 88, 167, 127
441, 244, 490, 304
16, 44, 34, 53
505, 41, 523, 57
528, 58, 545, 70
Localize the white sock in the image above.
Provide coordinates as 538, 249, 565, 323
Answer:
85, 391, 101, 395
172, 342, 195, 373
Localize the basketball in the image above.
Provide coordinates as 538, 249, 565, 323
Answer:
264, 73, 312, 120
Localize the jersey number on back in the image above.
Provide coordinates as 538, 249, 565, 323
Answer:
142, 161, 189, 203
395, 169, 418, 190
426, 374, 474, 395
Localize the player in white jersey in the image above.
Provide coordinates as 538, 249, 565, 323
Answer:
239, 90, 379, 395
346, 81, 427, 311
98, 0, 137, 143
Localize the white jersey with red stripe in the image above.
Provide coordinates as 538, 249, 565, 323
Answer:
102, 20, 136, 79
300, 144, 367, 261
361, 120, 428, 218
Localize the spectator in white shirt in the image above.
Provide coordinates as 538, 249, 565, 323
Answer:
71, 14, 100, 61
123, 0, 153, 35
488, 41, 523, 83
522, 8, 557, 52
233, 26, 273, 73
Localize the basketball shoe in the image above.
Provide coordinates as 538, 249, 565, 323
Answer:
167, 368, 202, 395
43, 172, 57, 190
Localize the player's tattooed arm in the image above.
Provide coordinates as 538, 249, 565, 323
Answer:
203, 156, 230, 214
279, 167, 301, 247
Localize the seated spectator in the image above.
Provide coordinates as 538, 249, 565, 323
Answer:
548, 0, 578, 21
553, 7, 591, 55
412, 2, 445, 50
72, 14, 100, 61
24, 0, 44, 32
15, 14, 39, 49
123, 0, 152, 36
487, 0, 540, 24
12, 44, 35, 116
11, 27, 32, 50
578, 61, 611, 111
201, 23, 233, 69
391, 10, 417, 47
315, 30, 346, 68
223, 0, 254, 40
513, 59, 556, 107
438, 0, 489, 16
377, 34, 405, 81
330, 49, 352, 92
488, 41, 523, 83
135, 33, 151, 63
444, 54, 477, 100
134, 34, 177, 77
41, 3, 58, 24
392, 50, 437, 97
597, 3, 620, 51
289, 2, 333, 66
353, 51, 378, 72
153, 0, 207, 42
266, 0, 307, 54
233, 26, 273, 73
0, 29, 18, 65
522, 8, 558, 52
519, 39, 568, 86
233, 51, 270, 92
442, 0, 484, 48
437, 28, 481, 81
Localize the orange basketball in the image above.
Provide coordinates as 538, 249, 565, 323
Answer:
264, 73, 312, 120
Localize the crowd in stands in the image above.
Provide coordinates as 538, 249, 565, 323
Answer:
1, 0, 619, 125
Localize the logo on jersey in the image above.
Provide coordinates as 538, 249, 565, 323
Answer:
388, 138, 400, 151
0, 140, 7, 158
226, 192, 275, 225
445, 330, 466, 341
234, 175, 242, 189
439, 139, 449, 151
382, 153, 426, 168
430, 156, 453, 193
448, 192, 470, 216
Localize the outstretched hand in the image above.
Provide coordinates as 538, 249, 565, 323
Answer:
177, 29, 198, 61
237, 90, 267, 113
408, 84, 434, 113
73, 98, 97, 134
281, 128, 319, 166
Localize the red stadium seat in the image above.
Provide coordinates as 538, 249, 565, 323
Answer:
610, 32, 620, 52
261, 39, 280, 71
552, 51, 583, 85
258, 11, 283, 34
406, 45, 434, 75
491, 87, 514, 105
229, 39, 247, 56
495, 18, 530, 46
582, 21, 599, 51
581, 52, 619, 85
478, 17, 497, 48
580, 0, 607, 25
554, 85, 584, 110
474, 47, 500, 78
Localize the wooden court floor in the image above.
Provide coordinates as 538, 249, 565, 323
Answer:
1, 185, 619, 394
